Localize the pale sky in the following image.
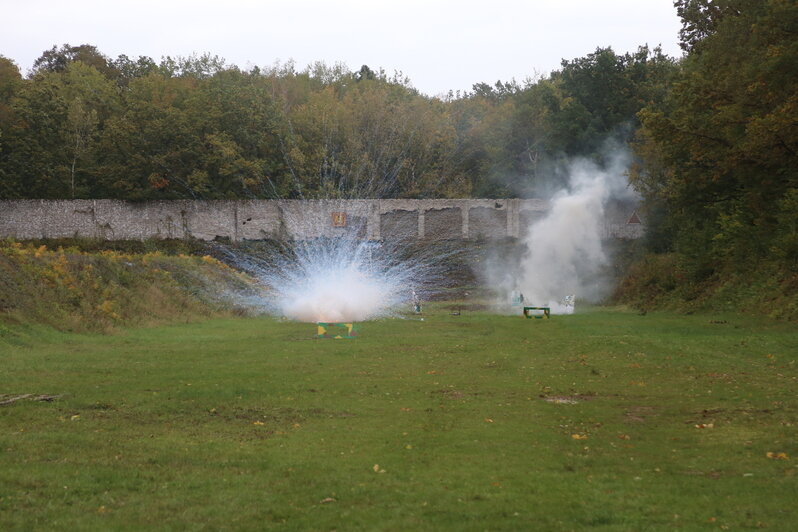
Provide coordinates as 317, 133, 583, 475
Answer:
1, 0, 683, 96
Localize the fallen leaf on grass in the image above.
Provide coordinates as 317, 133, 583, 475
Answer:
694, 423, 714, 429
253, 421, 265, 426
400, 407, 411, 412
372, 464, 386, 473
70, 414, 80, 421
618, 434, 631, 440
484, 418, 494, 423
544, 396, 579, 405
766, 452, 789, 460
320, 497, 336, 504
571, 434, 588, 440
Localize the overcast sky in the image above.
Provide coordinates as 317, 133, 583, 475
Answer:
1, 0, 684, 96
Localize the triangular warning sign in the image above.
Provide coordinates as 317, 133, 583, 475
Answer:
627, 211, 642, 224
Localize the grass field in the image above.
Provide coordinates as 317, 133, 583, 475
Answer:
1, 306, 797, 530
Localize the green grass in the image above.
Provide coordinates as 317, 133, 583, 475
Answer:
1, 308, 797, 530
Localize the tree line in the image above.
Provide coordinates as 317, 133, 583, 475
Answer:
0, 42, 675, 201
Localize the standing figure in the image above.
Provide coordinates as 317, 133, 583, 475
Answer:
412, 290, 422, 314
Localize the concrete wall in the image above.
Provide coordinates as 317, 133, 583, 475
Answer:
0, 198, 644, 241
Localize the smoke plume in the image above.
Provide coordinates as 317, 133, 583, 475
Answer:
493, 151, 634, 313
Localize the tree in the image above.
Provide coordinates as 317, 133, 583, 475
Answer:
158, 53, 228, 79
354, 65, 376, 82
674, 0, 742, 52
0, 56, 23, 197
96, 73, 204, 199
556, 46, 677, 158
31, 44, 116, 78
0, 56, 21, 103
1, 70, 69, 197
112, 54, 158, 87
66, 97, 98, 197
631, 0, 798, 270
60, 62, 119, 196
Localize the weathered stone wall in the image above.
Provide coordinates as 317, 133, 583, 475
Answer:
0, 198, 644, 241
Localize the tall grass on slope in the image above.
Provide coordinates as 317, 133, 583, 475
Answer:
0, 239, 260, 332
615, 252, 798, 320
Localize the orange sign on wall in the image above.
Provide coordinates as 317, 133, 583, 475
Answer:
331, 212, 347, 227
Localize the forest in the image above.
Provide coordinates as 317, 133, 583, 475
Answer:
0, 0, 796, 313
0, 44, 676, 202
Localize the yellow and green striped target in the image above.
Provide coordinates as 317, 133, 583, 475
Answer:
317, 322, 358, 339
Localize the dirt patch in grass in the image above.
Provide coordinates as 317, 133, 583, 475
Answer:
430, 388, 484, 401
624, 405, 657, 422
212, 406, 356, 423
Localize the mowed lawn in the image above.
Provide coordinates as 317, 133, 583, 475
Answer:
1, 308, 797, 531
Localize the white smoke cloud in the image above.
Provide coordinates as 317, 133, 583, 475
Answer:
493, 150, 634, 314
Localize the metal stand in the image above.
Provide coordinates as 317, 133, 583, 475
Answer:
523, 307, 550, 319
